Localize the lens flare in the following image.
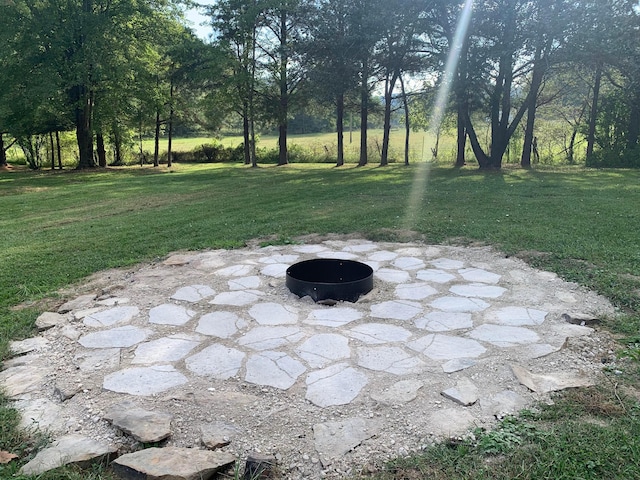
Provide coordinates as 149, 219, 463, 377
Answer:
402, 0, 473, 231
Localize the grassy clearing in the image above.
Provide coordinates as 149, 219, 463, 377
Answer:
1, 163, 639, 478
142, 129, 453, 164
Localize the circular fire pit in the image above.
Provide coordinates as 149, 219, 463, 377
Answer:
286, 259, 374, 303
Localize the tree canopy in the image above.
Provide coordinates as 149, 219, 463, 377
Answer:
1, 0, 639, 169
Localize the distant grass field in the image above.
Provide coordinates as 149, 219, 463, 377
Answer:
1, 163, 639, 479
142, 128, 458, 164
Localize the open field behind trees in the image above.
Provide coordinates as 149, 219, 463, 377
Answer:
8, 125, 572, 169
1, 164, 640, 479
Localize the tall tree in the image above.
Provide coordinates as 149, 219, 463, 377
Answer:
377, 0, 434, 166
306, 0, 360, 166
257, 0, 309, 165
462, 0, 564, 169
211, 0, 262, 166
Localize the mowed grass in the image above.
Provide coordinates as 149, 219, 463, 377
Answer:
1, 163, 640, 479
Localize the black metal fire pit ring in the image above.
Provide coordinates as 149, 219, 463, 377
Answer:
286, 258, 374, 303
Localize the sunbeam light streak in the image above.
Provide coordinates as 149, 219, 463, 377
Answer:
402, 0, 473, 231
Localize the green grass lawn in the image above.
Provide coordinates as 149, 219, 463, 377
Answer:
1, 163, 639, 479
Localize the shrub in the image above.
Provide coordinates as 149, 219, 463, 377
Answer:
586, 147, 640, 168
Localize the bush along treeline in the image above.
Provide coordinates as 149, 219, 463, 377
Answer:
1, 0, 639, 171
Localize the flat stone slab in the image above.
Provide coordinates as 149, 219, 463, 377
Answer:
84, 306, 139, 327
441, 377, 479, 406
376, 268, 411, 283
245, 351, 306, 389
228, 276, 261, 290
133, 335, 201, 364
414, 312, 473, 332
349, 323, 413, 344
468, 324, 540, 347
14, 398, 64, 432
430, 296, 490, 312
295, 334, 351, 368
393, 257, 426, 270
210, 290, 262, 306
171, 285, 216, 302
237, 326, 304, 350
9, 337, 49, 355
149, 304, 196, 326
186, 345, 245, 379
357, 346, 425, 375
259, 253, 299, 264
430, 258, 464, 270
409, 334, 487, 360
74, 348, 121, 371
511, 364, 595, 393
449, 283, 507, 298
0, 364, 48, 399
35, 311, 67, 331
79, 326, 151, 348
103, 365, 188, 395
395, 282, 438, 300
305, 307, 362, 327
442, 358, 477, 373
261, 263, 290, 277
111, 447, 235, 480
196, 311, 248, 338
249, 302, 298, 325
370, 300, 423, 321
215, 264, 254, 276
306, 363, 368, 407
368, 250, 398, 261
370, 379, 423, 404
459, 268, 501, 284
487, 306, 548, 326
104, 401, 172, 442
19, 434, 117, 476
416, 269, 456, 283
58, 294, 96, 313
313, 417, 382, 467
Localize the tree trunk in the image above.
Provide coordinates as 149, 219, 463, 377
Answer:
380, 70, 399, 166
359, 57, 369, 167
627, 93, 640, 149
113, 128, 123, 166
521, 44, 546, 169
56, 131, 62, 169
0, 134, 6, 166
400, 74, 410, 165
168, 81, 174, 167
336, 92, 345, 166
455, 104, 466, 167
250, 24, 258, 168
242, 102, 251, 165
75, 85, 95, 169
96, 132, 106, 167
153, 110, 161, 167
49, 132, 55, 170
567, 129, 577, 164
454, 39, 468, 168
586, 64, 602, 160
277, 9, 288, 166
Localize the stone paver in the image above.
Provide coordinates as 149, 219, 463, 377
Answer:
1, 239, 614, 478
171, 285, 216, 302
